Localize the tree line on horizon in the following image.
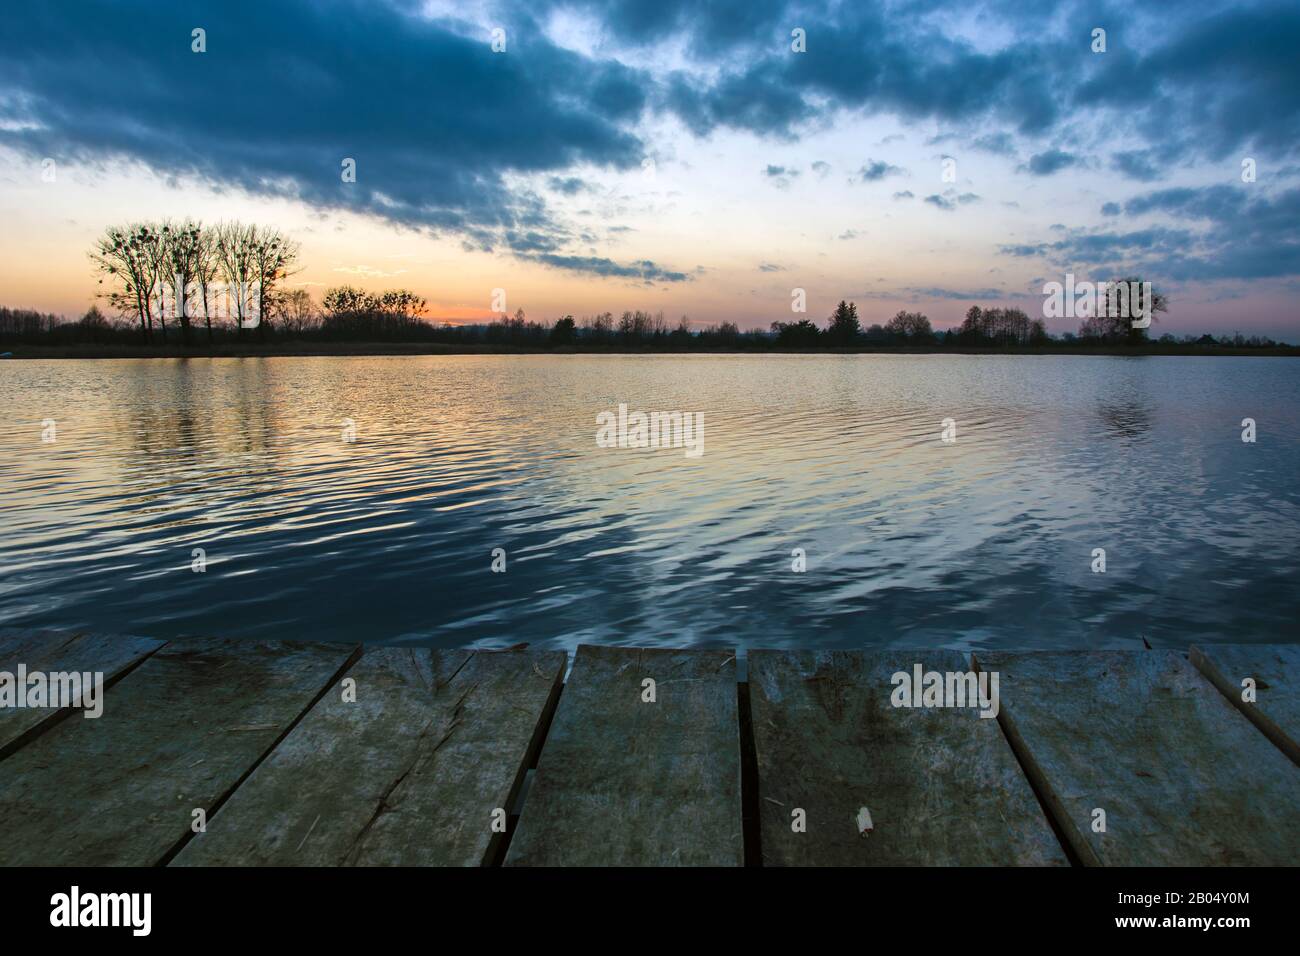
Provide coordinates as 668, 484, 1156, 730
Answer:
7, 294, 1287, 351
0, 240, 1293, 351
771, 280, 1169, 348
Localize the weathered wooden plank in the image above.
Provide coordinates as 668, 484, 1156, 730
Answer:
174, 645, 566, 866
506, 645, 742, 866
976, 650, 1300, 866
0, 638, 358, 866
1190, 644, 1300, 766
749, 649, 1068, 865
0, 627, 164, 759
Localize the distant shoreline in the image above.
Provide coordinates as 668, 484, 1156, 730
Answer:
3, 342, 1298, 359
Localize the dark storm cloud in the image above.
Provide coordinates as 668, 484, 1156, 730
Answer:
1072, 3, 1300, 161
665, 68, 807, 139
4, 0, 1300, 285
661, 3, 1061, 139
641, 0, 1300, 177
559, 0, 791, 56
8, 1, 1298, 182
0, 0, 664, 274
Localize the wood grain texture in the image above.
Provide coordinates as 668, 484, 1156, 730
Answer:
749, 649, 1068, 866
0, 638, 357, 866
174, 646, 566, 866
1190, 644, 1300, 766
0, 627, 164, 759
976, 649, 1300, 866
506, 645, 742, 866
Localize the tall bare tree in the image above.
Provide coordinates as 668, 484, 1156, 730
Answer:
162, 219, 204, 345
248, 226, 300, 340
194, 224, 220, 344
280, 288, 318, 335
214, 221, 257, 336
90, 224, 158, 341
140, 224, 171, 343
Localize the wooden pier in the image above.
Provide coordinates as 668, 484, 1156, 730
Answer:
0, 627, 1296, 867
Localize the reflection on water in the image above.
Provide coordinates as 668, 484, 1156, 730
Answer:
1, 354, 1297, 654
1097, 401, 1153, 440
1095, 359, 1155, 441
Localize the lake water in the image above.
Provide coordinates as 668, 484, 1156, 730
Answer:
1, 354, 1296, 654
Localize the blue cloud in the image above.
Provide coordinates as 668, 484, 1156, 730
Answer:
907, 286, 1012, 300
999, 244, 1049, 257
762, 164, 802, 188
970, 132, 1018, 156
1001, 184, 1300, 281
858, 159, 905, 181
520, 254, 691, 282
1110, 151, 1162, 182
1024, 150, 1082, 176
548, 176, 593, 196
924, 191, 980, 211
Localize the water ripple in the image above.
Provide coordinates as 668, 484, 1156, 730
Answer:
1, 354, 1297, 654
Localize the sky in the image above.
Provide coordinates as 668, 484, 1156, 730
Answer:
1, 0, 1298, 340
